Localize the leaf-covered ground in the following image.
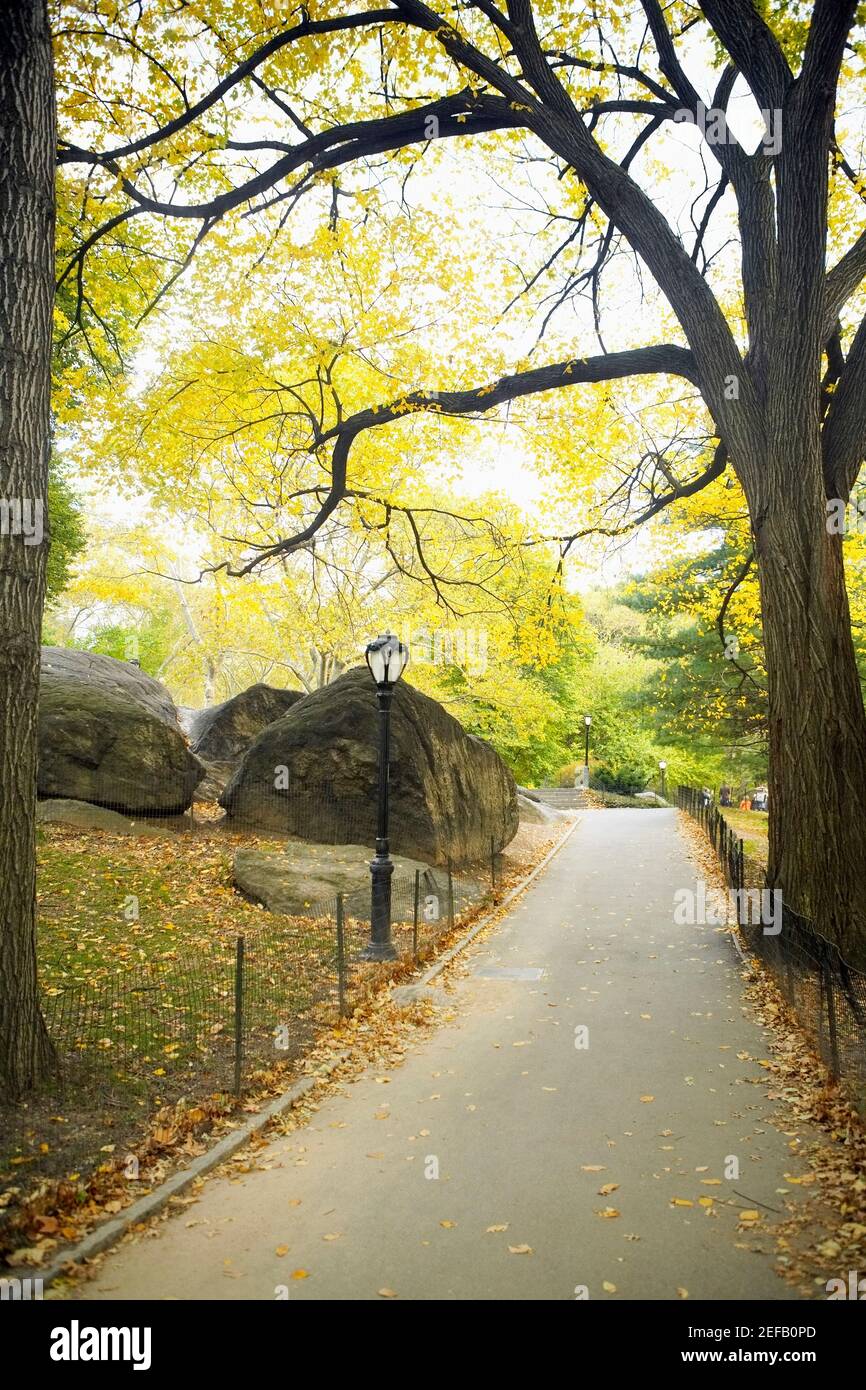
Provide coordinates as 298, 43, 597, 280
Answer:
37, 824, 327, 988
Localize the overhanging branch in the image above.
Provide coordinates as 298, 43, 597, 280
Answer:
209, 345, 702, 576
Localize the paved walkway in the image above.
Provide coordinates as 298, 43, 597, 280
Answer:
74, 810, 814, 1301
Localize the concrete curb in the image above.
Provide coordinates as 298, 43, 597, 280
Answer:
35, 816, 580, 1292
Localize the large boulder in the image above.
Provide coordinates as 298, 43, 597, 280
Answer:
233, 844, 483, 921
38, 647, 203, 814
41, 647, 179, 725
517, 792, 570, 826
188, 683, 304, 763
36, 798, 177, 837
220, 667, 519, 864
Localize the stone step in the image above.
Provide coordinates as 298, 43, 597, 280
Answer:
531, 789, 591, 809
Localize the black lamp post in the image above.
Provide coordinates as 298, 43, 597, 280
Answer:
659, 759, 667, 799
583, 714, 592, 787
362, 633, 410, 961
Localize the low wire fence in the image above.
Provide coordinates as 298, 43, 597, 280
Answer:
36, 854, 501, 1102
32, 760, 517, 1109
678, 786, 866, 1113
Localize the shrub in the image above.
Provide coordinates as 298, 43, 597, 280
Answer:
591, 763, 650, 795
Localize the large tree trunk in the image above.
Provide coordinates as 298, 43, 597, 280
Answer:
0, 0, 56, 1098
756, 461, 866, 968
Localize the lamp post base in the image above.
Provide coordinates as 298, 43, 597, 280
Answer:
359, 938, 398, 962
363, 852, 397, 961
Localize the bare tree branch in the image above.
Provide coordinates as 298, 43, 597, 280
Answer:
206, 345, 701, 576
57, 10, 410, 167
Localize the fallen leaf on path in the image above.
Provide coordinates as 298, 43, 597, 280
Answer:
508, 1244, 533, 1255
378, 1288, 398, 1299
602, 1281, 617, 1293
486, 1224, 508, 1233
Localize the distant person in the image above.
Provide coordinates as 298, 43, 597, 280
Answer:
700, 786, 712, 809
719, 784, 731, 807
753, 785, 768, 812
739, 791, 752, 810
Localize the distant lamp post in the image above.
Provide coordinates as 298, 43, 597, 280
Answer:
659, 759, 667, 799
362, 633, 410, 961
583, 714, 592, 788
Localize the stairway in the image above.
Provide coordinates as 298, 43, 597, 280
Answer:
530, 786, 592, 811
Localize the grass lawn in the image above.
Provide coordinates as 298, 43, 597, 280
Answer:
33, 823, 391, 1071
719, 808, 769, 864
37, 823, 285, 988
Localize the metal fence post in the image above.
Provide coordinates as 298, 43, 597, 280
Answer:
412, 870, 420, 960
336, 894, 347, 1018
447, 859, 454, 930
233, 935, 245, 1098
824, 955, 840, 1078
